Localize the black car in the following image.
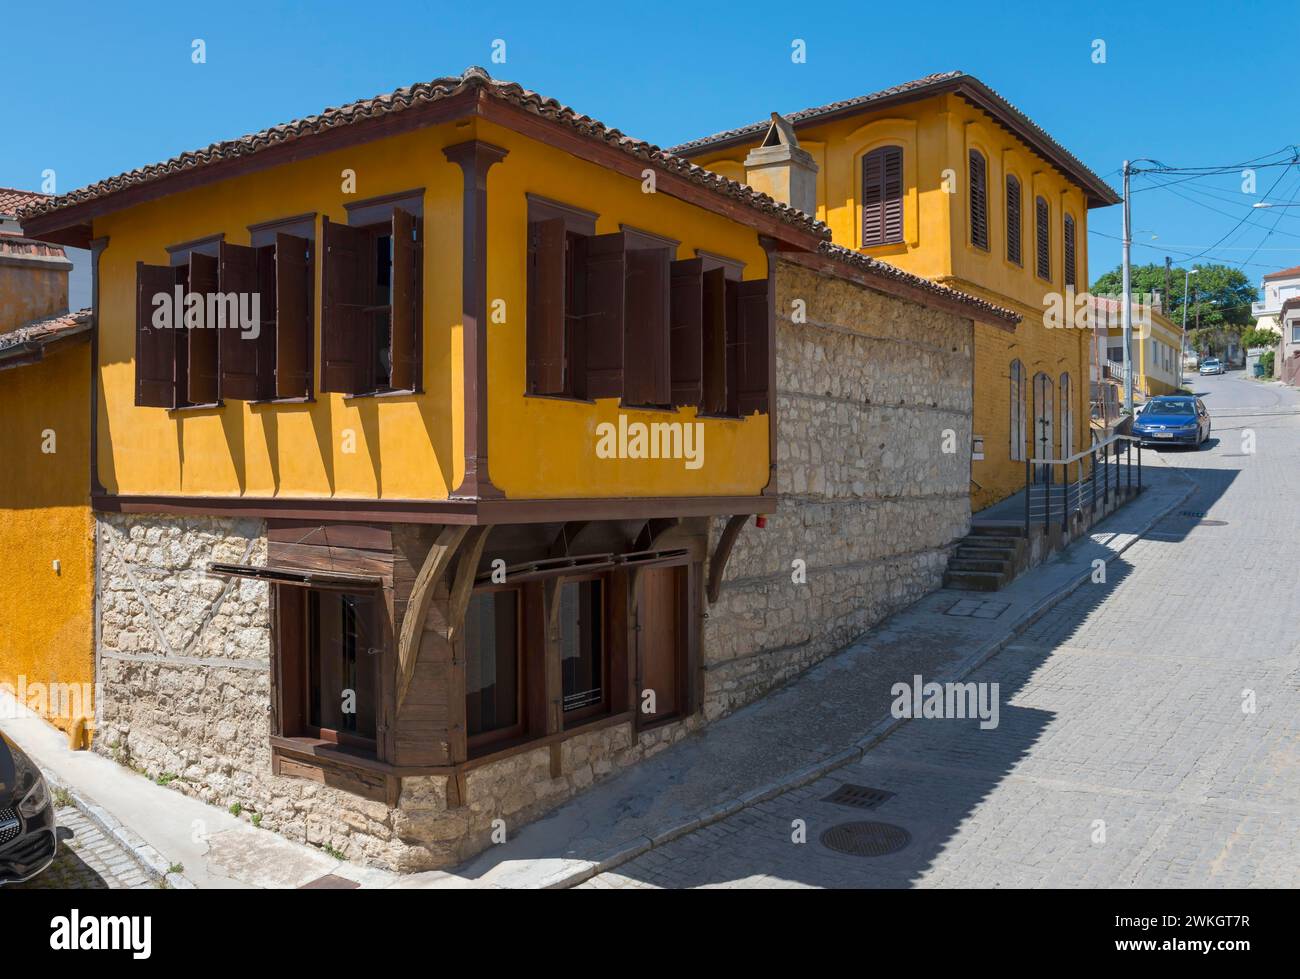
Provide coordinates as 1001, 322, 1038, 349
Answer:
1131, 396, 1212, 448
0, 732, 61, 885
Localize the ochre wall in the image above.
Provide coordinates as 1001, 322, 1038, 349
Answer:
0, 258, 69, 330
0, 341, 94, 734
693, 91, 1100, 509
94, 118, 770, 502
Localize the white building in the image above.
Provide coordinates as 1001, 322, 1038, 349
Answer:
1254, 266, 1300, 383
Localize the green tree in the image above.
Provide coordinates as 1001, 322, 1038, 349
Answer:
1241, 326, 1281, 349
1091, 262, 1257, 331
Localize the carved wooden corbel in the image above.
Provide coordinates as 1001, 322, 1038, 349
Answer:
447, 526, 493, 644
396, 525, 468, 706
706, 514, 749, 605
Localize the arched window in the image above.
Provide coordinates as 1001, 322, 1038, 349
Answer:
1032, 371, 1056, 474
1005, 175, 1022, 265
862, 146, 904, 246
1063, 214, 1077, 288
1060, 372, 1074, 458
1009, 359, 1027, 461
969, 150, 989, 251
1035, 196, 1051, 281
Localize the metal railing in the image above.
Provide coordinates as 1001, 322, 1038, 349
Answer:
1023, 433, 1142, 540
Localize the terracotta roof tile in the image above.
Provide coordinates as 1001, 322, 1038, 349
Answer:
0, 307, 93, 355
0, 187, 47, 216
17, 67, 827, 240
668, 72, 1121, 207
1263, 264, 1300, 281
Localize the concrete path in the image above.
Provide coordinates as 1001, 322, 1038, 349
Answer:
426, 455, 1196, 888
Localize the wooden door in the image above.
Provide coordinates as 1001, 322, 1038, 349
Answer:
637, 566, 684, 726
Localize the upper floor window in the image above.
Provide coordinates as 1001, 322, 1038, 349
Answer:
320, 192, 424, 396
969, 150, 989, 251
525, 196, 769, 416
1035, 196, 1051, 281
1005, 175, 1022, 266
861, 146, 904, 247
1063, 214, 1077, 288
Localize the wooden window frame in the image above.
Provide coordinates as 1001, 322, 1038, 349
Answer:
558, 573, 614, 727
248, 213, 317, 403
154, 235, 224, 412
525, 196, 599, 402
464, 583, 528, 755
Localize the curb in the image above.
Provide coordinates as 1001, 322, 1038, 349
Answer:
44, 769, 198, 890
552, 470, 1197, 889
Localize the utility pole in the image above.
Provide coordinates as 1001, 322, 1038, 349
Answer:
1121, 160, 1134, 411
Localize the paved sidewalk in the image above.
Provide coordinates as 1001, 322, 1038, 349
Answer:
428, 463, 1194, 888
0, 694, 401, 889
8, 807, 155, 890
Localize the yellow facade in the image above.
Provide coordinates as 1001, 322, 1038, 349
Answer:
1108, 309, 1184, 399
0, 340, 95, 736
692, 91, 1102, 510
93, 118, 771, 502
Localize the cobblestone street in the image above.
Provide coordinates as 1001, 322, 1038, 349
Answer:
584, 375, 1300, 888
8, 806, 155, 890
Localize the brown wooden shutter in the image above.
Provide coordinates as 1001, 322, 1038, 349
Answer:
1006, 176, 1022, 265
735, 278, 770, 416
1063, 214, 1076, 288
275, 233, 312, 399
623, 246, 671, 407
218, 242, 260, 400
862, 147, 903, 247
969, 151, 989, 251
669, 257, 704, 407
526, 217, 566, 395
882, 147, 903, 244
701, 267, 728, 415
135, 262, 178, 408
187, 251, 220, 404
390, 207, 420, 392
1035, 196, 1050, 280
583, 232, 626, 399
320, 216, 371, 394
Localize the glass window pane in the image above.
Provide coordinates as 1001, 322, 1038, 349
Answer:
308, 591, 376, 741
560, 579, 604, 714
465, 591, 519, 737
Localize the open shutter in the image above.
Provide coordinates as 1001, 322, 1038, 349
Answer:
390, 207, 420, 391
583, 232, 626, 400
187, 251, 220, 404
701, 267, 728, 415
670, 258, 703, 407
218, 242, 260, 400
623, 247, 671, 407
136, 263, 177, 408
735, 278, 770, 416
526, 218, 566, 395
275, 233, 312, 399
320, 216, 371, 394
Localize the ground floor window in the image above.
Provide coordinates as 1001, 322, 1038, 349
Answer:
560, 577, 607, 721
465, 587, 524, 750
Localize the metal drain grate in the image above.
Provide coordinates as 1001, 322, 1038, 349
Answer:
823, 783, 895, 811
1177, 510, 1227, 526
1180, 510, 1207, 518
820, 821, 911, 857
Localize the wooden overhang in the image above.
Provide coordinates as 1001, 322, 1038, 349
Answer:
208, 562, 384, 590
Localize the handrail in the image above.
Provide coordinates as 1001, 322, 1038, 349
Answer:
1030, 432, 1140, 467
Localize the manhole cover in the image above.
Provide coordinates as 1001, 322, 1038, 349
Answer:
823, 783, 895, 810
820, 821, 911, 857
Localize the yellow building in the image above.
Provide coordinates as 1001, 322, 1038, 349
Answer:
0, 188, 94, 743
672, 72, 1121, 510
1091, 297, 1185, 398
18, 68, 839, 868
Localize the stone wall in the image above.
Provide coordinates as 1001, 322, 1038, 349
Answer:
92, 512, 697, 870
702, 259, 973, 719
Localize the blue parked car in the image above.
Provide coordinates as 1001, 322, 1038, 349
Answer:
1132, 396, 1211, 448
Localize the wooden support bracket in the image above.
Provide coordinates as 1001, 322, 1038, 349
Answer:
706, 514, 748, 605
397, 525, 468, 706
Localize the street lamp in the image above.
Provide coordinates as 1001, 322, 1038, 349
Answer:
1180, 267, 1199, 390
1252, 201, 1300, 208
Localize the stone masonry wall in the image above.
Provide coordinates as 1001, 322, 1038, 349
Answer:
92, 512, 696, 871
702, 259, 973, 719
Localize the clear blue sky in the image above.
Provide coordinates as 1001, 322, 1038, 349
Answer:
6, 0, 1298, 300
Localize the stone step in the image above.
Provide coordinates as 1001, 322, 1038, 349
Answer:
968, 522, 1028, 538
958, 535, 1024, 550
943, 569, 1008, 592
955, 544, 1016, 560
948, 557, 1013, 574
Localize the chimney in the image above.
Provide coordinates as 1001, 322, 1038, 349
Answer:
743, 112, 818, 216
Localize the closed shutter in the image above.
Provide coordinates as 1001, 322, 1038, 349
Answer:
187, 251, 220, 404
275, 233, 312, 399
526, 218, 566, 395
583, 232, 627, 399
701, 267, 728, 415
136, 262, 178, 408
735, 278, 770, 415
218, 242, 260, 400
320, 216, 371, 394
669, 257, 704, 407
390, 207, 420, 391
1035, 197, 1050, 280
969, 150, 989, 251
1006, 176, 1022, 265
1063, 214, 1076, 288
623, 247, 671, 407
862, 146, 903, 247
